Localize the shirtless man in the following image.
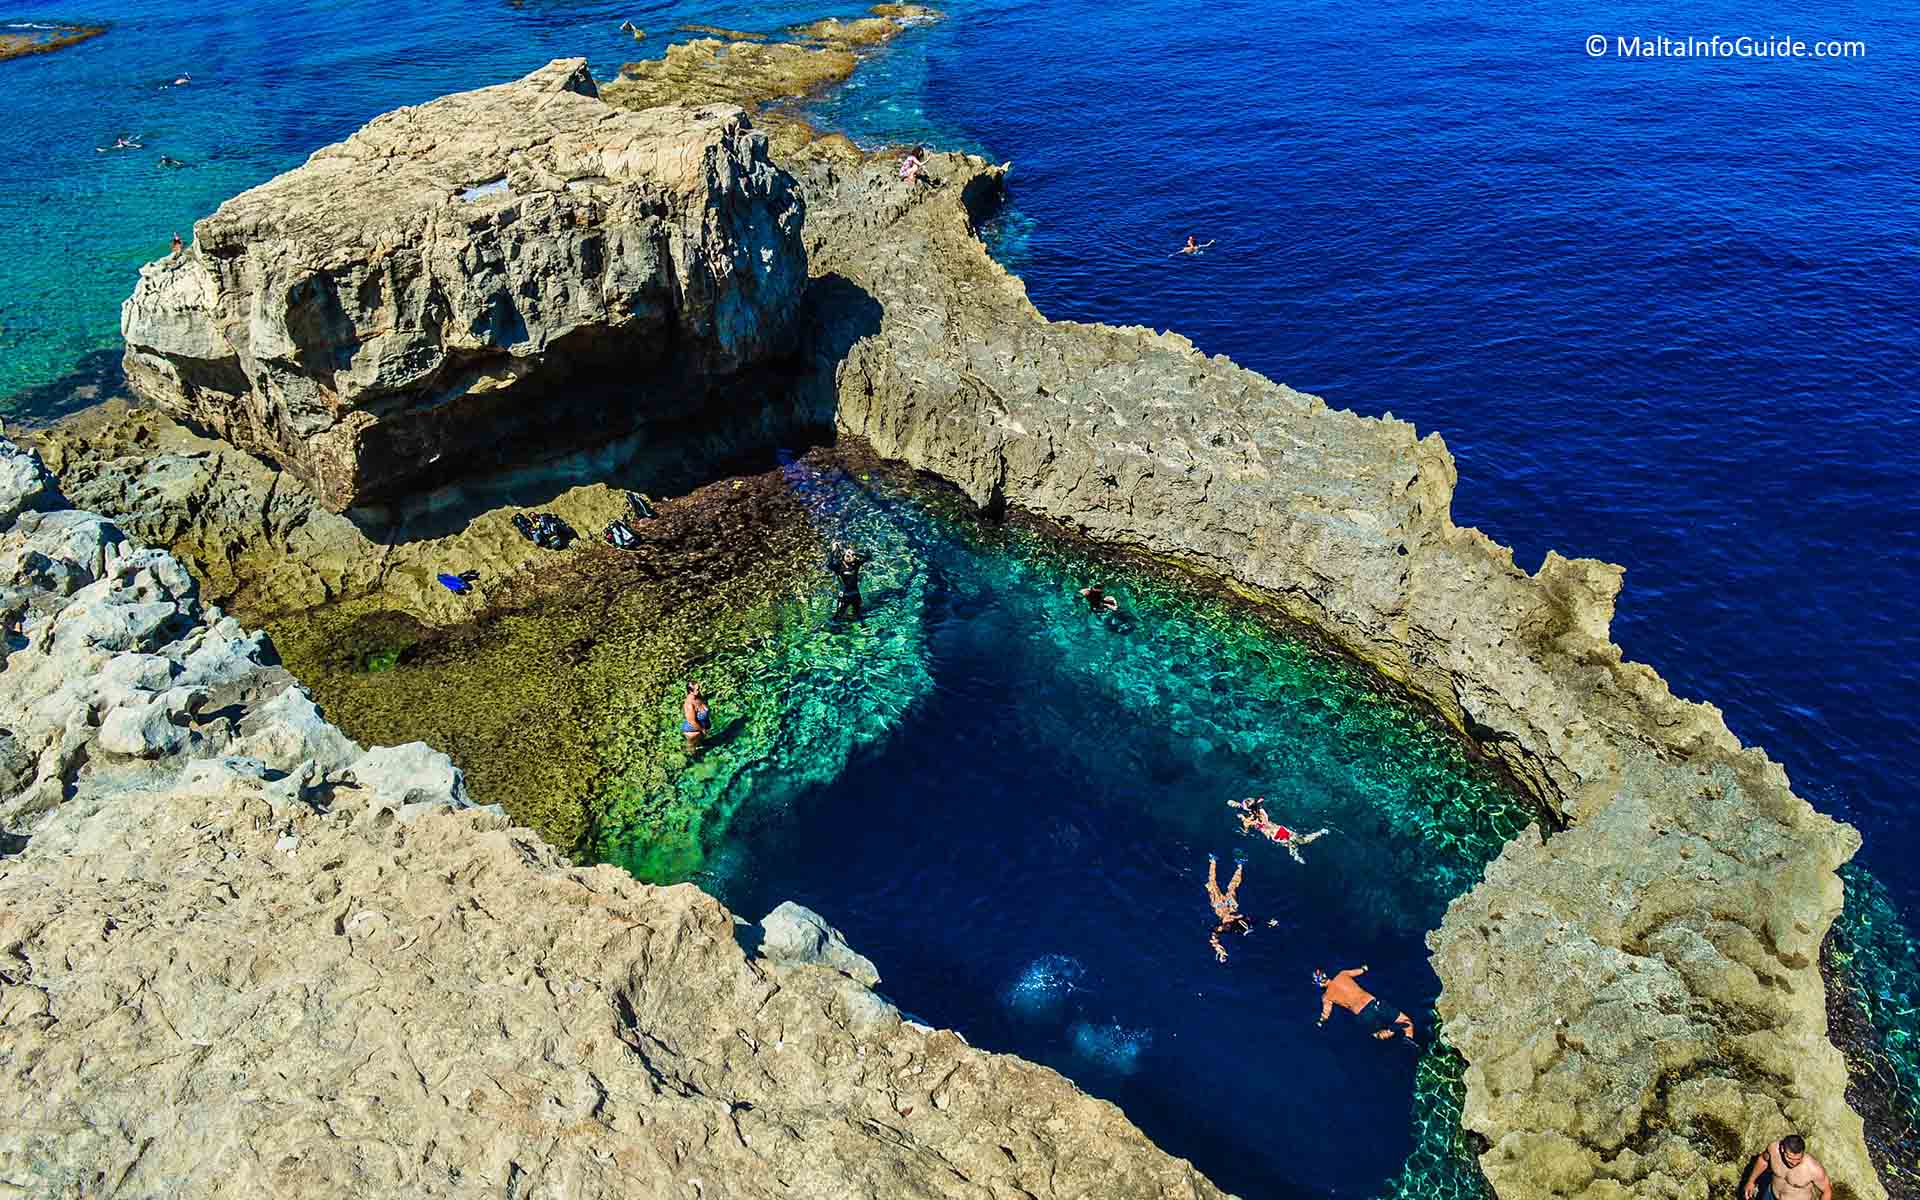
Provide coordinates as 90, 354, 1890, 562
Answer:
1206, 854, 1254, 963
1742, 1134, 1832, 1200
1314, 965, 1416, 1042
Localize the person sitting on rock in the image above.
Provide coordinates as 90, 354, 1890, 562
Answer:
1206, 852, 1258, 963
1230, 797, 1330, 864
900, 146, 930, 186
828, 541, 866, 620
1314, 965, 1415, 1042
1078, 584, 1120, 614
1742, 1134, 1831, 1200
682, 680, 711, 753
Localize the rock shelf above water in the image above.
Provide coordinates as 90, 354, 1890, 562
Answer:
119, 59, 808, 512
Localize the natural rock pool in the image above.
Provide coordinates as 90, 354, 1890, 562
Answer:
590, 455, 1537, 1199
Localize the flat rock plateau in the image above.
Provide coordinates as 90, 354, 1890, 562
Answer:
5, 10, 1892, 1200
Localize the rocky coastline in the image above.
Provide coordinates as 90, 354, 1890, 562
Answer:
0, 441, 1226, 1197
4, 16, 1897, 1200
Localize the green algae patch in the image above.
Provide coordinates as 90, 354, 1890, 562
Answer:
269, 463, 824, 856
592, 454, 937, 881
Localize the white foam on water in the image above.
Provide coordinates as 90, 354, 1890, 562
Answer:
1001, 952, 1085, 1022
1068, 1021, 1153, 1075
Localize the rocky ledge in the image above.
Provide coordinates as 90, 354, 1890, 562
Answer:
782, 139, 1881, 1200
20, 34, 1892, 1200
121, 59, 807, 511
0, 441, 1224, 1198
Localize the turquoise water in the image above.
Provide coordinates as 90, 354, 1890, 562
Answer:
598, 461, 1536, 1198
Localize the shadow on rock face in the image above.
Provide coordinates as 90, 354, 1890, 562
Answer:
325, 273, 883, 550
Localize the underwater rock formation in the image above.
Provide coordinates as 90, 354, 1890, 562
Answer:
119, 59, 808, 511
0, 439, 1227, 1198
784, 150, 1880, 1198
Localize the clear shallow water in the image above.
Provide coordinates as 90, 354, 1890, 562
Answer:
599, 462, 1534, 1199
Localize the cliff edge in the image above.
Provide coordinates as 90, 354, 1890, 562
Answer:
0, 438, 1226, 1198
120, 60, 808, 511
783, 147, 1879, 1198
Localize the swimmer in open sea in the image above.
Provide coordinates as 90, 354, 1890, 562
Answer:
1229, 797, 1329, 864
1172, 235, 1216, 257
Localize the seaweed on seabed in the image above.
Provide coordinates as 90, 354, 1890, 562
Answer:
1827, 864, 1920, 1192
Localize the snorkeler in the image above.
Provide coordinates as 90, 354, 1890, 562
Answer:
1229, 797, 1330, 864
158, 155, 187, 169
1315, 965, 1416, 1043
1205, 853, 1273, 961
682, 680, 711, 752
828, 541, 865, 620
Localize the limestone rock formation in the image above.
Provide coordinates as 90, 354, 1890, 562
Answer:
760, 899, 883, 987
0, 439, 1228, 1198
120, 59, 808, 511
772, 151, 1884, 1197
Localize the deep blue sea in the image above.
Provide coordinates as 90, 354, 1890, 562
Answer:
5, 0, 1918, 1192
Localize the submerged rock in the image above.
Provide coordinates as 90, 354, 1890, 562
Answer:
120, 59, 808, 512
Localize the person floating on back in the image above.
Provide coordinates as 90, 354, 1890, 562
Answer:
828, 541, 865, 620
1742, 1134, 1831, 1200
1315, 965, 1415, 1043
1230, 797, 1330, 864
682, 680, 711, 753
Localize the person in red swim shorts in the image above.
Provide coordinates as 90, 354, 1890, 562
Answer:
1229, 797, 1330, 864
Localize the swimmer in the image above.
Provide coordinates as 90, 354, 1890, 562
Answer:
1315, 965, 1416, 1043
158, 155, 187, 169
1229, 797, 1329, 864
681, 680, 711, 752
97, 133, 144, 153
1206, 853, 1262, 963
828, 541, 865, 620
167, 74, 191, 87
1171, 235, 1216, 257
1078, 584, 1120, 614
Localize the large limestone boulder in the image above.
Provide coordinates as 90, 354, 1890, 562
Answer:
120, 59, 807, 512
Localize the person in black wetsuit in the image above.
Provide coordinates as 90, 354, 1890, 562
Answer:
828, 542, 866, 620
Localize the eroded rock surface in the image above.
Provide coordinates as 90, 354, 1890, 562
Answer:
120, 59, 808, 511
0, 440, 1227, 1199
